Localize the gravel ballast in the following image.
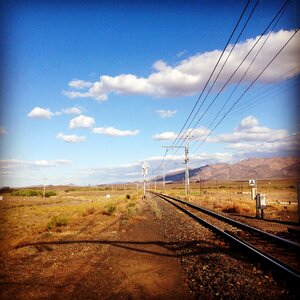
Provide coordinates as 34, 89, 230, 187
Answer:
150, 194, 297, 299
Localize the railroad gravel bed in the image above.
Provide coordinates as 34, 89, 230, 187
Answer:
166, 198, 300, 271
150, 194, 297, 299
225, 214, 300, 243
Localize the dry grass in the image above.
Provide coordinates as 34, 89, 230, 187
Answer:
158, 179, 298, 221
0, 188, 143, 254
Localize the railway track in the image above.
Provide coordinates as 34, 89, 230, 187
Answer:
150, 191, 300, 288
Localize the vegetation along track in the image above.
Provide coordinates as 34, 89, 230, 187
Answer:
150, 191, 300, 289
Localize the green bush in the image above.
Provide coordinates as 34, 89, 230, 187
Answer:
127, 205, 137, 217
0, 187, 14, 194
102, 202, 117, 216
12, 189, 56, 198
151, 203, 161, 219
64, 188, 77, 193
45, 191, 57, 198
12, 189, 42, 197
46, 215, 69, 230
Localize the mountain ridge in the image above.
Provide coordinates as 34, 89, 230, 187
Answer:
158, 157, 300, 182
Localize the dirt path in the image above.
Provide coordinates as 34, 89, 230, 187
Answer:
0, 197, 193, 299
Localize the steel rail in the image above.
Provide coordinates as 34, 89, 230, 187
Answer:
151, 191, 300, 250
150, 191, 300, 286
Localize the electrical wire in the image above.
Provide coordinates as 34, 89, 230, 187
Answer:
178, 0, 290, 154
224, 77, 299, 120
169, 0, 251, 149
193, 29, 299, 153
155, 0, 252, 173
172, 0, 260, 149
189, 1, 291, 151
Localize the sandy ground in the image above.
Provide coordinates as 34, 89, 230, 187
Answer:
0, 198, 193, 299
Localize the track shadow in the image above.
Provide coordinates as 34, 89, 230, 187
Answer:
24, 239, 229, 258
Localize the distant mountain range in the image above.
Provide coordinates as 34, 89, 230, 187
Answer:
157, 157, 300, 182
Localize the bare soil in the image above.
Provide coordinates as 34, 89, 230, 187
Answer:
0, 197, 192, 299
1, 186, 299, 299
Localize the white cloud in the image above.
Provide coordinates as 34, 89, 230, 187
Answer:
0, 127, 7, 136
56, 132, 86, 143
238, 115, 259, 130
79, 152, 234, 184
92, 126, 140, 137
63, 30, 300, 101
205, 116, 300, 157
225, 133, 300, 156
152, 131, 177, 141
68, 79, 93, 89
156, 109, 177, 118
62, 106, 83, 115
27, 107, 54, 119
0, 159, 72, 169
69, 115, 95, 129
210, 116, 288, 143
54, 159, 72, 165
27, 106, 84, 119
62, 90, 93, 99
153, 127, 210, 141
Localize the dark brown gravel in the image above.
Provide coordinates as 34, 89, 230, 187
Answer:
150, 194, 298, 299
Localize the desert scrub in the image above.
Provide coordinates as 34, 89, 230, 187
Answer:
11, 189, 57, 198
86, 207, 96, 214
150, 202, 161, 219
102, 201, 117, 216
82, 206, 97, 216
221, 202, 252, 214
126, 199, 138, 217
46, 215, 69, 230
0, 186, 14, 194
44, 191, 57, 198
12, 189, 42, 197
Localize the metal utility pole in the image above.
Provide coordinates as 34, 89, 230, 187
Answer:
142, 161, 149, 198
184, 140, 190, 196
42, 176, 47, 198
163, 163, 166, 190
162, 143, 190, 196
297, 182, 300, 224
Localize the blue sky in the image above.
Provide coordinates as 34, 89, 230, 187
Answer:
0, 0, 299, 187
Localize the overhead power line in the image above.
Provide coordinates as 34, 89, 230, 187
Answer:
224, 76, 299, 120
155, 0, 252, 174
172, 0, 260, 149
164, 0, 251, 151
180, 0, 290, 153
193, 29, 299, 153
190, 0, 290, 151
